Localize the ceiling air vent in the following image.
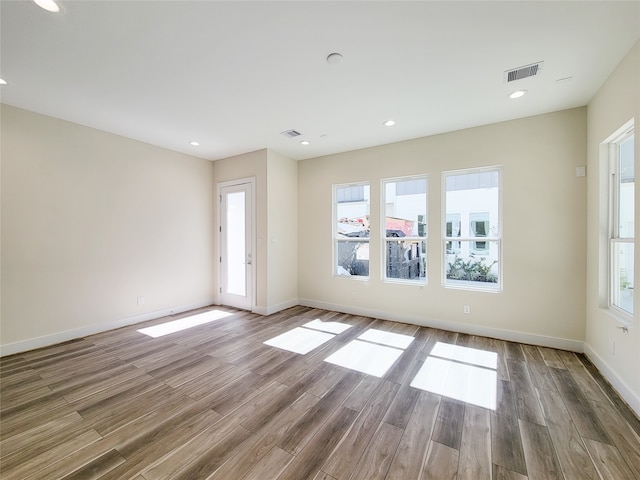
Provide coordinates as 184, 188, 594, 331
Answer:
280, 129, 302, 138
504, 61, 543, 83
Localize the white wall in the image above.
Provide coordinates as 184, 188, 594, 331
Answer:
298, 108, 587, 351
1, 105, 216, 354
266, 150, 298, 312
213, 149, 268, 310
586, 41, 640, 413
212, 148, 298, 315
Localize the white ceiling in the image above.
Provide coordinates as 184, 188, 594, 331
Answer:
1, 1, 639, 161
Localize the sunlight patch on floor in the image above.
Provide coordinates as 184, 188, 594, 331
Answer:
323, 328, 414, 377
357, 328, 414, 349
303, 319, 353, 334
263, 319, 353, 354
410, 342, 497, 410
324, 340, 405, 377
137, 310, 234, 338
263, 327, 336, 354
430, 341, 497, 369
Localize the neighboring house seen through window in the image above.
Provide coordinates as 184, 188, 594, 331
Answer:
334, 183, 370, 277
443, 168, 501, 290
446, 213, 461, 254
383, 176, 427, 283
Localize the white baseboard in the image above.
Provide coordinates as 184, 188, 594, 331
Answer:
0, 295, 584, 356
0, 299, 217, 357
583, 342, 640, 417
253, 298, 299, 316
298, 298, 584, 352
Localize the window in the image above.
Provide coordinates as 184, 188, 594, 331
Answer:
382, 176, 427, 283
443, 168, 501, 290
609, 127, 634, 317
334, 183, 370, 277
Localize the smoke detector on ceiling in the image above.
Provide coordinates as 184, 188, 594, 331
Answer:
327, 53, 343, 65
504, 61, 544, 83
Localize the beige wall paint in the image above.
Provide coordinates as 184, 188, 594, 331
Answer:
212, 148, 297, 314
212, 149, 268, 310
298, 108, 587, 346
1, 105, 216, 350
586, 41, 639, 410
267, 150, 298, 310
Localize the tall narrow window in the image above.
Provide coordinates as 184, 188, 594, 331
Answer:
443, 168, 501, 290
334, 183, 370, 277
382, 176, 427, 283
610, 128, 634, 316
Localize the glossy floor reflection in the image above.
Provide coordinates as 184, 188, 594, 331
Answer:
411, 342, 497, 409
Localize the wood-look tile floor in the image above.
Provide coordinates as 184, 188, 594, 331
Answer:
2, 306, 640, 480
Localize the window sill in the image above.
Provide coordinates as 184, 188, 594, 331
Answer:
383, 278, 427, 287
333, 274, 370, 282
600, 306, 634, 328
444, 279, 502, 293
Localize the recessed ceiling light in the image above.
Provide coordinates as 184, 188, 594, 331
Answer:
300, 140, 310, 145
189, 141, 200, 146
383, 120, 396, 127
508, 90, 527, 99
33, 0, 61, 13
0, 78, 7, 85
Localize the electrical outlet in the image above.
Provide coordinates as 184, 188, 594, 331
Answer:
351, 291, 356, 299
463, 305, 471, 314
137, 296, 144, 306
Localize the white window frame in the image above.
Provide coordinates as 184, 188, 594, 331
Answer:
381, 175, 428, 285
442, 166, 502, 292
607, 122, 635, 321
333, 182, 371, 279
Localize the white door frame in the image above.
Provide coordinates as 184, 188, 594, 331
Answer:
217, 177, 256, 311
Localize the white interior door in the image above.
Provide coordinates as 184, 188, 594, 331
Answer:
219, 181, 253, 310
